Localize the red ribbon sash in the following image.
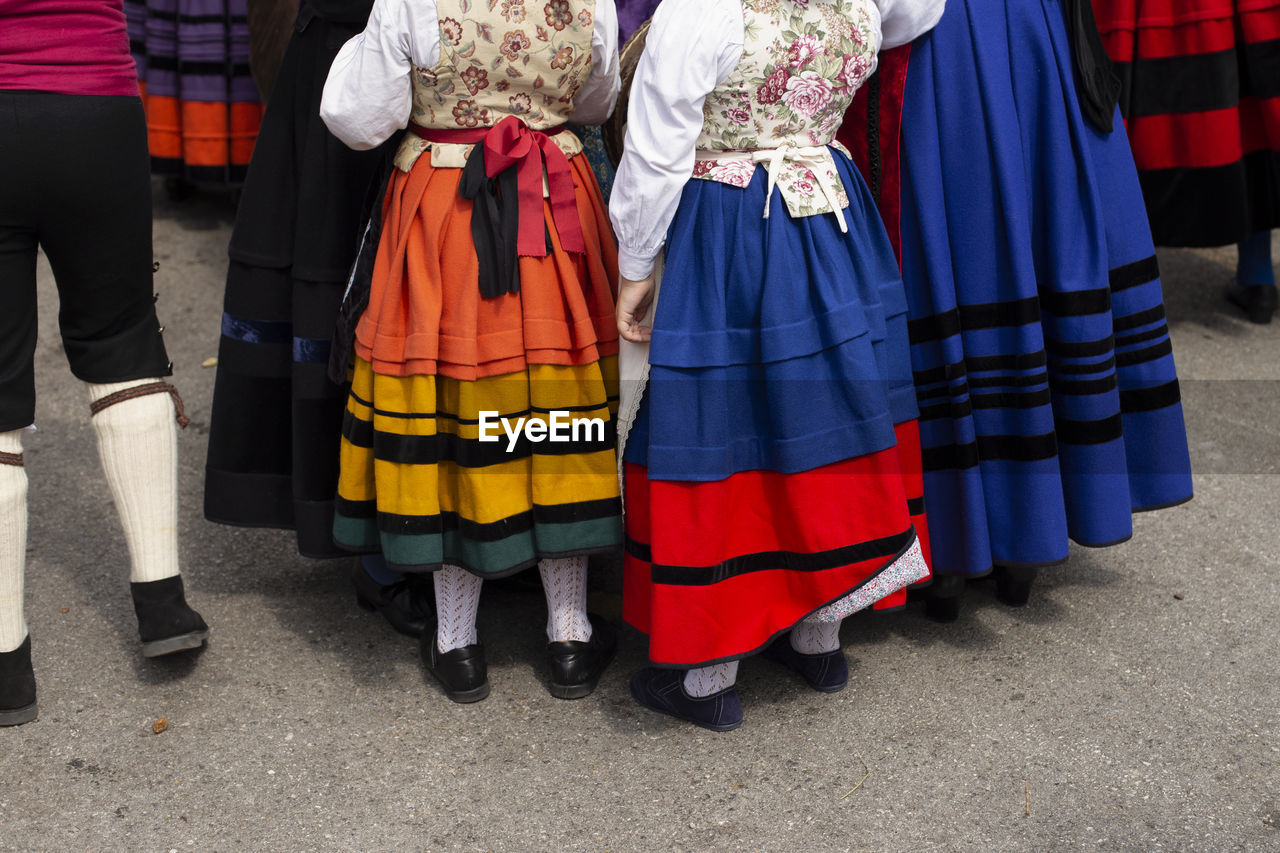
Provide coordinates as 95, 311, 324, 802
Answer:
411, 116, 586, 257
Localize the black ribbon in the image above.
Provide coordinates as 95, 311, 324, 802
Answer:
459, 144, 524, 300
1062, 0, 1122, 134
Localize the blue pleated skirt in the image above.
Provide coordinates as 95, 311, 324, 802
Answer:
624, 149, 917, 480
621, 147, 931, 665
898, 0, 1194, 577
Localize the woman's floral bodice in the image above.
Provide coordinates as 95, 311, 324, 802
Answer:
399, 0, 598, 167
694, 0, 881, 218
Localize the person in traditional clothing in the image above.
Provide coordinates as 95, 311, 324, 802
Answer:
202, 0, 431, 638
246, 0, 299, 101
1091, 1, 1280, 324
888, 0, 1194, 620
319, 0, 623, 703
0, 0, 208, 727
564, 0, 661, 202
611, 0, 944, 732
617, 0, 659, 41
125, 0, 264, 189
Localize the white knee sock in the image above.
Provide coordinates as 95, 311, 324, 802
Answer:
790, 616, 842, 654
0, 431, 28, 654
538, 556, 592, 643
87, 379, 182, 584
683, 661, 739, 697
433, 564, 482, 652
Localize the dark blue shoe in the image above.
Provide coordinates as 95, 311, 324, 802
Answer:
629, 667, 743, 732
762, 634, 848, 693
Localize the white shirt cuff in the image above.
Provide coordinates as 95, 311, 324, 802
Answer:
618, 245, 662, 281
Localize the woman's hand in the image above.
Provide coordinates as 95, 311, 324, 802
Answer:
616, 273, 656, 342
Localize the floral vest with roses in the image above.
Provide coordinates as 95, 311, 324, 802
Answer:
394, 0, 598, 171
693, 0, 881, 221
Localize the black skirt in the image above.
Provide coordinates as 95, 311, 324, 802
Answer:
203, 7, 398, 558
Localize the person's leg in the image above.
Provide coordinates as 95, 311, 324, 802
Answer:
88, 380, 182, 584
432, 564, 482, 652
763, 611, 850, 693
352, 554, 433, 638
0, 93, 45, 724
1238, 230, 1276, 286
1229, 229, 1277, 323
37, 94, 205, 656
683, 661, 739, 696
0, 218, 37, 660
629, 662, 743, 732
361, 554, 401, 586
88, 380, 209, 655
538, 556, 592, 642
421, 565, 489, 702
0, 431, 29, 656
539, 555, 616, 699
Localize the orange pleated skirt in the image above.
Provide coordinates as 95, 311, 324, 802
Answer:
333, 147, 623, 575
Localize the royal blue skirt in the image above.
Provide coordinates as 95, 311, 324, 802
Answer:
624, 149, 916, 480
621, 148, 930, 665
898, 0, 1193, 578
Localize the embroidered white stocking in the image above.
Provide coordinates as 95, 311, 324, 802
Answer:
682, 661, 739, 697
433, 564, 482, 652
538, 556, 592, 643
0, 430, 28, 654
87, 379, 181, 584
790, 616, 842, 654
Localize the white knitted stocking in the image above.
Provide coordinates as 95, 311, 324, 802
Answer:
433, 564, 482, 652
87, 378, 182, 584
0, 430, 28, 653
538, 556, 592, 643
682, 661, 739, 697
790, 616, 842, 654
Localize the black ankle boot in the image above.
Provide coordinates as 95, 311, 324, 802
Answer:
0, 636, 37, 726
924, 573, 965, 623
130, 576, 209, 658
352, 564, 433, 638
1226, 281, 1277, 324
994, 565, 1037, 607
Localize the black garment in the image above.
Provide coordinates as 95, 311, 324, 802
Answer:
0, 91, 171, 432
203, 10, 396, 558
305, 0, 375, 26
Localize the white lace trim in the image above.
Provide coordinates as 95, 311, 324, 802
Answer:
615, 254, 664, 513
808, 536, 929, 623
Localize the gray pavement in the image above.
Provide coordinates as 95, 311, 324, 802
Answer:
0, 187, 1276, 852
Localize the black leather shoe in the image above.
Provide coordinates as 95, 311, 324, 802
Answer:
923, 573, 965, 623
0, 636, 37, 727
546, 613, 617, 699
1227, 281, 1277, 324
629, 667, 742, 732
130, 576, 209, 658
994, 565, 1037, 607
352, 564, 433, 638
762, 633, 848, 693
421, 633, 490, 703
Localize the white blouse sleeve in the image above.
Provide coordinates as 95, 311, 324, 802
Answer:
568, 0, 621, 126
608, 0, 745, 280
319, 0, 441, 150
874, 0, 946, 50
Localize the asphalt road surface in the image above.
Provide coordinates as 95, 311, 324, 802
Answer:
0, 188, 1276, 852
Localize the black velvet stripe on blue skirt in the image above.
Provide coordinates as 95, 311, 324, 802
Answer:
897, 0, 1193, 579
